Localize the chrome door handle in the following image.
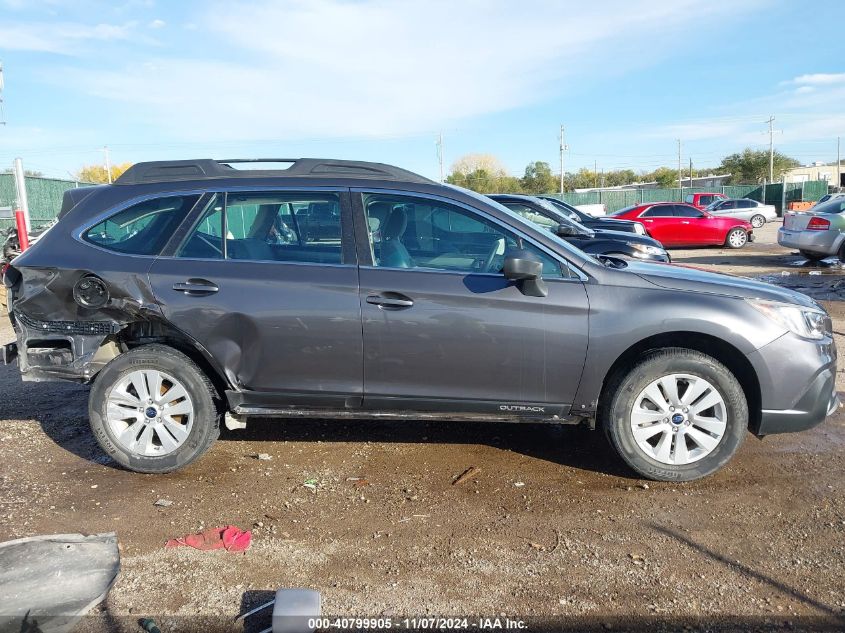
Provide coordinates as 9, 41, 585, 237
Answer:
681, 221, 690, 224
173, 279, 219, 295
366, 293, 414, 309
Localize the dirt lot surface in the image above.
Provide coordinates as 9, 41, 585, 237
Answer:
1, 220, 844, 632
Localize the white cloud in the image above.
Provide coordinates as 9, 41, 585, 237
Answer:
45, 0, 759, 141
148, 18, 166, 29
0, 21, 137, 55
784, 73, 845, 86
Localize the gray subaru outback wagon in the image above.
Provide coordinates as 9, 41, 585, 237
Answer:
2, 159, 838, 481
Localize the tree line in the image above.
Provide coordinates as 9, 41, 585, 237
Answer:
445, 149, 801, 194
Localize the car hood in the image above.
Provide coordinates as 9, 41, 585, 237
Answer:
590, 228, 663, 247
625, 260, 819, 308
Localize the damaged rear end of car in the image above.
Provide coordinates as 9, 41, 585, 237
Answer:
2, 184, 208, 386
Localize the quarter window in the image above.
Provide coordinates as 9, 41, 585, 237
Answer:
178, 192, 343, 264
363, 194, 564, 278
85, 195, 200, 255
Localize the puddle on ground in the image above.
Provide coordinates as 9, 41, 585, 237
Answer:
756, 255, 845, 301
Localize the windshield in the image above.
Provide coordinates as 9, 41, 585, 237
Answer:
810, 197, 845, 215
540, 197, 582, 221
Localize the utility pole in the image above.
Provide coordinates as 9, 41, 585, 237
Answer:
103, 146, 112, 184
689, 158, 693, 188
0, 60, 6, 125
838, 136, 841, 189
559, 124, 566, 194
435, 132, 444, 183
677, 139, 682, 191
13, 158, 31, 232
766, 115, 775, 183
594, 160, 598, 188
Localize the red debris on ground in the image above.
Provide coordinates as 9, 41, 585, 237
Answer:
165, 526, 252, 552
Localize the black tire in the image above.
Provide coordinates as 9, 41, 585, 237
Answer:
800, 250, 827, 261
750, 214, 765, 228
599, 348, 747, 482
724, 228, 748, 249
89, 344, 220, 473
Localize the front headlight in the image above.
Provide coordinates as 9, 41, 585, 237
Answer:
627, 242, 667, 257
633, 223, 646, 235
747, 298, 831, 340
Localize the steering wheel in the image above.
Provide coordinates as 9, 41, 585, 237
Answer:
482, 237, 506, 273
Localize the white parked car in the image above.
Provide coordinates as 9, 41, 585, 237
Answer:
705, 198, 777, 228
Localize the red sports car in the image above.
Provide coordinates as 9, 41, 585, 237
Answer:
611, 202, 753, 248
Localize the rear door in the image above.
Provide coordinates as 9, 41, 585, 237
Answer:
147, 189, 363, 407
353, 190, 589, 414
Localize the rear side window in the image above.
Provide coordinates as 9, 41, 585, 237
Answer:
178, 192, 343, 264
640, 206, 673, 217
684, 195, 694, 204
84, 195, 200, 255
698, 195, 713, 206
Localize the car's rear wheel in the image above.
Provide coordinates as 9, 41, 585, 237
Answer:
89, 344, 220, 473
600, 348, 747, 481
750, 214, 765, 228
800, 250, 827, 261
725, 228, 748, 249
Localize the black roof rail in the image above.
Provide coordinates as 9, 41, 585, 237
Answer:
114, 158, 434, 185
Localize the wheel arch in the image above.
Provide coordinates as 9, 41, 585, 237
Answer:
598, 331, 761, 432
93, 320, 235, 406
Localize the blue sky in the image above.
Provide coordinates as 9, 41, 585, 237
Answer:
0, 0, 844, 181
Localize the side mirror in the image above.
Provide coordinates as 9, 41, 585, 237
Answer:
556, 223, 578, 237
503, 250, 548, 298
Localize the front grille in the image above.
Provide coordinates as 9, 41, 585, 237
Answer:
15, 311, 114, 336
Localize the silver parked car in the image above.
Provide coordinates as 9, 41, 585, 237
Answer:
705, 198, 777, 228
778, 196, 845, 260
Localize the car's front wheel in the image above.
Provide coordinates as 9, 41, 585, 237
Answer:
750, 214, 766, 228
725, 228, 748, 248
600, 348, 747, 481
89, 344, 220, 473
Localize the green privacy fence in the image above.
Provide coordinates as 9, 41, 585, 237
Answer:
547, 181, 830, 215
0, 174, 92, 231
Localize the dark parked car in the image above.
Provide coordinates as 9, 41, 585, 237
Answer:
2, 159, 838, 481
489, 194, 669, 263
536, 196, 647, 235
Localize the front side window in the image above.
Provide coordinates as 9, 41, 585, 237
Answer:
85, 195, 200, 255
363, 194, 564, 278
698, 195, 714, 206
674, 205, 705, 218
178, 192, 342, 264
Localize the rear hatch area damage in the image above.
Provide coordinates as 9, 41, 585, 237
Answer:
4, 265, 161, 383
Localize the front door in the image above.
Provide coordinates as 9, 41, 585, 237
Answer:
147, 190, 363, 407
354, 191, 589, 415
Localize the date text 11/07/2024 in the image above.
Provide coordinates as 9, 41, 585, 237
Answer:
306, 617, 528, 629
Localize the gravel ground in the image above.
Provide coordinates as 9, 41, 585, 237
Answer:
1, 220, 844, 632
